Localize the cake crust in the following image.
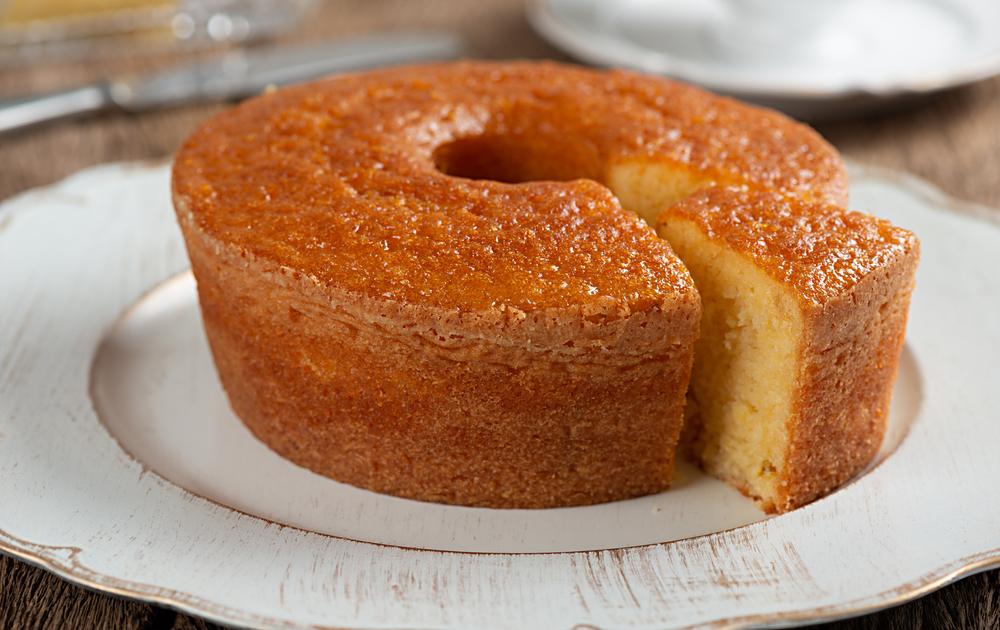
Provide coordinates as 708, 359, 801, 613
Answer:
659, 188, 919, 511
171, 61, 910, 510
172, 62, 846, 315
179, 199, 699, 507
659, 187, 916, 307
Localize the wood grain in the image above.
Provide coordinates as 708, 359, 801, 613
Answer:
1, 1, 998, 628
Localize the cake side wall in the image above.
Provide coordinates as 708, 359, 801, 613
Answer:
175, 213, 700, 509
780, 245, 920, 512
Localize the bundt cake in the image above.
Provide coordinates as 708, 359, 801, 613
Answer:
171, 61, 917, 511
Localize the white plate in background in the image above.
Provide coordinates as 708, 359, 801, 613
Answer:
529, 0, 1000, 119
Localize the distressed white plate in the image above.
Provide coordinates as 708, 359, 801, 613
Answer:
528, 0, 1000, 120
1, 161, 998, 628
88, 271, 918, 554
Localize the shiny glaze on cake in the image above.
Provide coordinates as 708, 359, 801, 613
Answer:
173, 61, 846, 317
664, 186, 918, 306
170, 61, 908, 509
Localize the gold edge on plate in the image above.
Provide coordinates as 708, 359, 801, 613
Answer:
0, 529, 304, 630
714, 551, 1000, 630
1, 527, 998, 630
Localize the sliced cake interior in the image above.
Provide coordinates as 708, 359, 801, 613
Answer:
658, 187, 917, 512
607, 166, 798, 506
606, 160, 713, 226
607, 164, 918, 512
656, 214, 801, 506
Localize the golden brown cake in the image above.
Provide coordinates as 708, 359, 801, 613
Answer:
656, 188, 918, 512
171, 60, 916, 510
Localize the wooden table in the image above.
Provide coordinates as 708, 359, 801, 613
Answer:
1, 1, 998, 628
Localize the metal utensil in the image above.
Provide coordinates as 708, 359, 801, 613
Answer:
0, 32, 463, 135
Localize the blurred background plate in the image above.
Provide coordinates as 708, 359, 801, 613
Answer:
528, 0, 1000, 120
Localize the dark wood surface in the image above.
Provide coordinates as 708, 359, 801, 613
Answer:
1, 1, 998, 628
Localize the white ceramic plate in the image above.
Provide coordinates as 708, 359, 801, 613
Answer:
1, 161, 998, 628
528, 0, 1000, 120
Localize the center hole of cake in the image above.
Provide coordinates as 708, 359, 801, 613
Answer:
433, 134, 600, 184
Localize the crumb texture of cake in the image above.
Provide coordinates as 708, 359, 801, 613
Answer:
171, 60, 915, 510
656, 187, 919, 512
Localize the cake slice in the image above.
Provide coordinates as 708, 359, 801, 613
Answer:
652, 187, 919, 512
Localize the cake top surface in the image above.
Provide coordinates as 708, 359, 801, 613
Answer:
172, 61, 845, 314
660, 186, 919, 305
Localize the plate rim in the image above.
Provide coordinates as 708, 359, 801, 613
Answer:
2, 531, 997, 630
85, 269, 926, 555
